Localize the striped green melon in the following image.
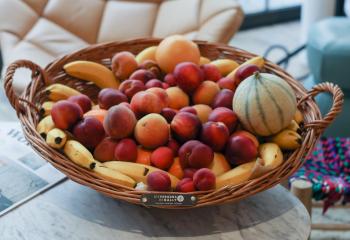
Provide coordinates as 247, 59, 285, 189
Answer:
232, 72, 297, 136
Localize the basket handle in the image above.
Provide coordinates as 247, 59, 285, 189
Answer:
298, 82, 344, 133
4, 60, 48, 113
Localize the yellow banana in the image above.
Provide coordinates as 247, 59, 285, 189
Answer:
63, 140, 97, 169
136, 46, 157, 64
294, 109, 304, 125
227, 56, 265, 79
93, 164, 136, 188
46, 128, 67, 149
209, 153, 231, 176
64, 61, 119, 89
45, 83, 81, 101
269, 129, 302, 150
39, 101, 55, 117
104, 161, 179, 189
199, 56, 211, 65
210, 59, 239, 76
286, 120, 301, 133
216, 161, 256, 189
258, 143, 284, 170
36, 115, 55, 139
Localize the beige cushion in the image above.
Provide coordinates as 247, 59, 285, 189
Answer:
0, 0, 243, 93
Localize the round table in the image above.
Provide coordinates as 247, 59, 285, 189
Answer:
0, 180, 310, 240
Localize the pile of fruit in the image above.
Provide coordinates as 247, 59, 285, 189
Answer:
36, 35, 304, 193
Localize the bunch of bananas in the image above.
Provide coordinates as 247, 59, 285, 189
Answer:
267, 110, 304, 151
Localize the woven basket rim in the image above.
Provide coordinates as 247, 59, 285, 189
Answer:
3, 38, 344, 208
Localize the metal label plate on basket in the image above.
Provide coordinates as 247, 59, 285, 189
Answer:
141, 194, 197, 206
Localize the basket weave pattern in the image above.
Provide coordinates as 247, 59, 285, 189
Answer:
4, 39, 344, 208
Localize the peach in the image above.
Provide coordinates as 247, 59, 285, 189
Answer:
178, 140, 214, 169
145, 79, 163, 89
183, 168, 197, 179
225, 134, 258, 165
170, 112, 201, 143
147, 171, 171, 191
218, 77, 235, 91
150, 146, 174, 170
167, 138, 180, 156
130, 91, 163, 118
111, 51, 138, 80
146, 87, 169, 109
73, 117, 105, 149
165, 87, 189, 110
209, 153, 231, 176
68, 94, 92, 113
200, 121, 229, 151
208, 107, 238, 133
114, 138, 138, 162
176, 178, 195, 192
192, 81, 220, 105
161, 108, 178, 123
192, 104, 212, 123
164, 73, 177, 87
179, 106, 197, 115
93, 137, 118, 162
84, 109, 107, 125
136, 147, 152, 165
119, 79, 146, 100
168, 157, 184, 179
98, 88, 127, 110
212, 89, 234, 109
155, 35, 200, 73
193, 168, 216, 191
134, 113, 169, 149
174, 62, 204, 94
51, 100, 83, 130
139, 60, 161, 78
232, 130, 259, 148
104, 105, 137, 139
201, 64, 222, 81
129, 69, 156, 84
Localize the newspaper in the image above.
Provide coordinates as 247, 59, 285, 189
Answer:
0, 122, 66, 216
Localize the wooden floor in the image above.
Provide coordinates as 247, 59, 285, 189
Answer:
1, 20, 349, 239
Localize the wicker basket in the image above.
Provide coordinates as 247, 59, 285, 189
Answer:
4, 38, 344, 208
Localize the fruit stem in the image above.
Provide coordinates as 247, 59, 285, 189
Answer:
254, 71, 261, 80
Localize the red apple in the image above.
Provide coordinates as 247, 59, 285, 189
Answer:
51, 100, 83, 130
73, 117, 105, 149
145, 79, 163, 89
201, 64, 222, 81
174, 62, 204, 94
98, 88, 127, 110
234, 64, 260, 86
225, 134, 258, 165
212, 89, 234, 109
114, 138, 138, 162
218, 77, 235, 91
119, 79, 146, 100
200, 121, 229, 151
68, 95, 92, 113
129, 69, 156, 83
178, 140, 214, 169
170, 112, 201, 143
208, 107, 238, 133
164, 73, 177, 87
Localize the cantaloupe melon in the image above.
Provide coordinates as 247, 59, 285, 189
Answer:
232, 72, 297, 136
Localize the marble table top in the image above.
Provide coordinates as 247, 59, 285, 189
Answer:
0, 180, 310, 240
